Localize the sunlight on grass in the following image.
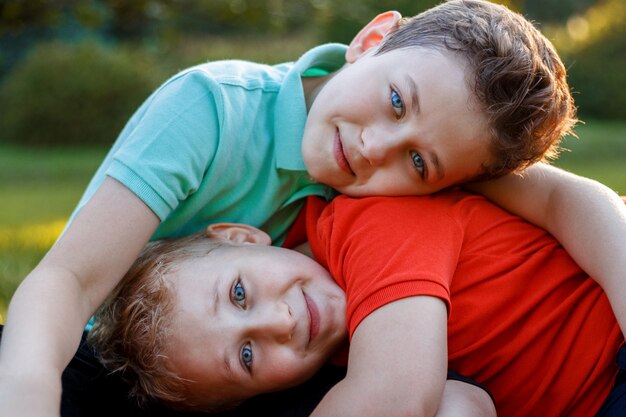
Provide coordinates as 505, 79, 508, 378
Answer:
0, 220, 66, 323
0, 220, 65, 251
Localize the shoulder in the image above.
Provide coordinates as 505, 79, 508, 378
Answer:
139, 59, 290, 115
324, 193, 467, 229
172, 59, 290, 94
311, 193, 472, 267
309, 192, 491, 268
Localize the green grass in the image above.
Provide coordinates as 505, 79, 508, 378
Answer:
0, 146, 108, 224
553, 120, 626, 194
0, 145, 108, 319
0, 120, 625, 321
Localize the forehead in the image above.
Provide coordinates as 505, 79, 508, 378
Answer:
164, 267, 254, 405
376, 45, 467, 69
384, 47, 491, 167
378, 46, 474, 96
167, 337, 248, 405
374, 46, 484, 123
161, 248, 306, 404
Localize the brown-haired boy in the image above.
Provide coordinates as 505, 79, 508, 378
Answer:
302, 0, 576, 195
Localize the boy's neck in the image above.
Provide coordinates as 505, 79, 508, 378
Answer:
301, 73, 335, 111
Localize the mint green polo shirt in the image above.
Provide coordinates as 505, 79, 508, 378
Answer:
72, 43, 347, 244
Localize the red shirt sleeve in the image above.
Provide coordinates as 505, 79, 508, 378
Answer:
307, 195, 463, 338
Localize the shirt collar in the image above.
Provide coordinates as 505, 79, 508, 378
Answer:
274, 43, 347, 171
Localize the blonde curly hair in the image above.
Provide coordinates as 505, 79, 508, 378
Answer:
87, 232, 227, 410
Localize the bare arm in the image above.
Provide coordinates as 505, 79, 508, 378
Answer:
437, 380, 496, 417
310, 296, 448, 417
467, 163, 626, 334
0, 177, 159, 417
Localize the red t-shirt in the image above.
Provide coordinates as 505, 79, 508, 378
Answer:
304, 192, 623, 417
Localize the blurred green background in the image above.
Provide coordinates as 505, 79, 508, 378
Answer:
1, 0, 625, 320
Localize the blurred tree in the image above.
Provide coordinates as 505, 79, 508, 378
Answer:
522, 0, 596, 23
169, 0, 314, 35
0, 0, 104, 78
0, 0, 112, 37
101, 0, 175, 39
537, 0, 626, 119
0, 0, 63, 77
0, 40, 161, 146
312, 0, 530, 44
313, 0, 441, 43
0, 0, 66, 36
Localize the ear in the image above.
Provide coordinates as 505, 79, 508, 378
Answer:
205, 223, 272, 246
346, 11, 402, 63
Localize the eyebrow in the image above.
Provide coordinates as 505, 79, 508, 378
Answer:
404, 75, 445, 182
212, 279, 220, 315
405, 75, 421, 115
216, 283, 250, 383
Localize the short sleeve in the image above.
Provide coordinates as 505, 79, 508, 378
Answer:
108, 70, 222, 220
310, 195, 464, 337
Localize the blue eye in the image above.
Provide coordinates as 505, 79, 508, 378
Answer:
390, 88, 404, 118
232, 280, 246, 307
241, 343, 253, 371
410, 151, 425, 176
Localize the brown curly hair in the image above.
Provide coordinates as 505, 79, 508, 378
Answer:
87, 232, 225, 410
376, 0, 578, 179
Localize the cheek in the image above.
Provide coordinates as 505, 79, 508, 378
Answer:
315, 278, 344, 304
301, 126, 328, 165
341, 173, 410, 197
373, 168, 431, 196
264, 354, 320, 389
286, 357, 323, 384
300, 137, 314, 168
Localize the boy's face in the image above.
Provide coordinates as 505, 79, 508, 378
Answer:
164, 242, 347, 408
302, 46, 492, 196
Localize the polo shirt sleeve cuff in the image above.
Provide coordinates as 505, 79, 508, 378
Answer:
107, 159, 173, 221
348, 279, 451, 338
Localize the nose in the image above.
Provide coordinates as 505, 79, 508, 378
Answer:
361, 127, 403, 166
250, 301, 296, 343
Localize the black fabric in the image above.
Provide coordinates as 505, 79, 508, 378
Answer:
595, 344, 626, 417
446, 369, 495, 405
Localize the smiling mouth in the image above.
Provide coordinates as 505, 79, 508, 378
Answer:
304, 292, 320, 346
333, 128, 355, 176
